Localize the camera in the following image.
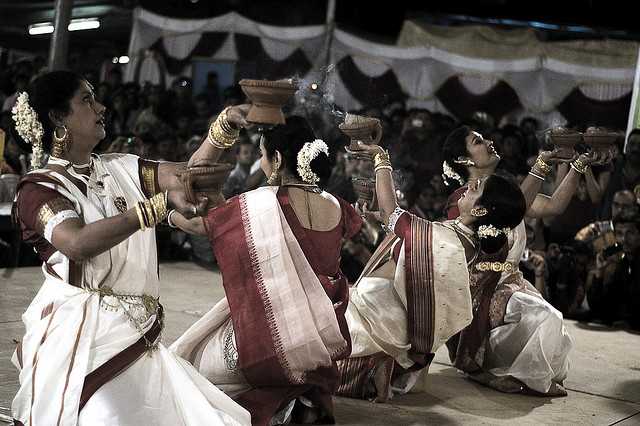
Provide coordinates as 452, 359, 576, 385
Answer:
602, 243, 623, 258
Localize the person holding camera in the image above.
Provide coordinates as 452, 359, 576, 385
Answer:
587, 209, 640, 329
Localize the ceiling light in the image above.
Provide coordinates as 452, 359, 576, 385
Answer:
28, 18, 100, 35
68, 18, 100, 31
28, 23, 54, 35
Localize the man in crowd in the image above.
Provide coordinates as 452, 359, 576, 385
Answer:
576, 189, 638, 254
587, 209, 640, 329
599, 129, 640, 219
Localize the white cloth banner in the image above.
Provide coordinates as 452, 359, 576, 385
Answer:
126, 7, 639, 118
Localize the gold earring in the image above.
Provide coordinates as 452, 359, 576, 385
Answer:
470, 207, 488, 217
267, 157, 281, 185
52, 125, 70, 158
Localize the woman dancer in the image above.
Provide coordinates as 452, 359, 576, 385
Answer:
335, 141, 527, 402
169, 115, 362, 425
10, 71, 249, 425
442, 125, 604, 220
439, 126, 606, 395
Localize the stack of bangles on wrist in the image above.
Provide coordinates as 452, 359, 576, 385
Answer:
135, 191, 168, 230
570, 157, 589, 174
373, 149, 392, 173
528, 155, 552, 181
208, 107, 239, 149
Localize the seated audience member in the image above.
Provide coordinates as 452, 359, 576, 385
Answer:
599, 129, 640, 219
326, 152, 357, 204
222, 136, 255, 198
547, 179, 598, 246
587, 210, 640, 329
0, 155, 21, 202
576, 189, 638, 297
497, 125, 529, 178
192, 93, 213, 135
545, 240, 591, 316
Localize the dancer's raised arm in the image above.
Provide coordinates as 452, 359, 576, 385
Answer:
188, 104, 251, 167
350, 142, 398, 225
527, 150, 610, 218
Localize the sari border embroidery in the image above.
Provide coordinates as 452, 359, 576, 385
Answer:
35, 197, 77, 238
56, 299, 89, 425
238, 193, 302, 384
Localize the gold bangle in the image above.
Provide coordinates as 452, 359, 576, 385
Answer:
207, 137, 227, 150
142, 199, 156, 227
533, 156, 552, 176
138, 201, 149, 228
571, 158, 589, 174
155, 191, 168, 222
140, 200, 153, 228
135, 203, 147, 230
373, 149, 390, 169
375, 165, 393, 173
146, 191, 168, 226
208, 107, 239, 149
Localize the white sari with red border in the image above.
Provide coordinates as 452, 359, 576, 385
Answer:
11, 153, 249, 426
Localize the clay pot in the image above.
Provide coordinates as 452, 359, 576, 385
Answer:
340, 114, 383, 151
352, 176, 377, 209
583, 128, 619, 153
179, 162, 234, 206
239, 79, 298, 125
548, 128, 582, 159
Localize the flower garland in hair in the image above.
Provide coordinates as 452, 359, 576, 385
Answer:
297, 139, 329, 184
477, 224, 510, 239
442, 161, 465, 186
12, 92, 45, 169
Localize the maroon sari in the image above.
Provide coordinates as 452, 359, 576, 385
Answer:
205, 187, 362, 425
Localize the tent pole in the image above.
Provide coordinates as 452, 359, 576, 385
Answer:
323, 0, 336, 68
48, 0, 73, 71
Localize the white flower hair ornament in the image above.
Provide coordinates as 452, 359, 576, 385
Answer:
12, 92, 45, 170
297, 139, 329, 184
477, 224, 510, 239
442, 161, 465, 186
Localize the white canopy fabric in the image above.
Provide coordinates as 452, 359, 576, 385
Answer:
126, 7, 638, 123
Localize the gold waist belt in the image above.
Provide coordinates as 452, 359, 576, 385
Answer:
475, 261, 516, 274
88, 286, 160, 333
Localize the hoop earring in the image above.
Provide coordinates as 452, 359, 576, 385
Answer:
52, 125, 69, 158
470, 207, 488, 217
267, 157, 281, 185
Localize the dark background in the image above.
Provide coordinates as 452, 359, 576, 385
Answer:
0, 0, 638, 57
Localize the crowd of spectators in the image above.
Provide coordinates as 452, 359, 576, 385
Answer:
2, 56, 640, 332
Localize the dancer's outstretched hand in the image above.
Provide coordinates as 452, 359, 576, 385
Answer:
226, 104, 252, 129
539, 147, 576, 164
345, 141, 384, 160
579, 148, 615, 166
356, 200, 383, 223
168, 191, 209, 218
